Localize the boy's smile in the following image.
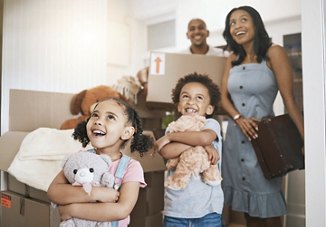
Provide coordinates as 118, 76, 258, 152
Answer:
177, 82, 213, 117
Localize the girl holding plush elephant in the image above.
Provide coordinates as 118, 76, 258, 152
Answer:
47, 98, 153, 227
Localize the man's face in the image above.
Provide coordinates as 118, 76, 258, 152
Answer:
186, 19, 209, 47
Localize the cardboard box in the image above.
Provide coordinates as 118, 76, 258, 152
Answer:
147, 52, 227, 111
0, 89, 166, 227
1, 191, 60, 227
8, 174, 50, 203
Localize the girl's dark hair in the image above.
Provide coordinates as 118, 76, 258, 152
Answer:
72, 98, 153, 156
171, 72, 221, 117
223, 5, 272, 66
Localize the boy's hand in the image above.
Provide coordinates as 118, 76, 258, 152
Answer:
154, 135, 171, 152
204, 145, 220, 165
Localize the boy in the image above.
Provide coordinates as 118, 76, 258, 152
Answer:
156, 73, 223, 227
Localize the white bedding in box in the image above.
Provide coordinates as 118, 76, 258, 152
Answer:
8, 128, 84, 191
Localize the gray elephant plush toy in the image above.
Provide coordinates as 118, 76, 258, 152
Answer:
60, 151, 115, 227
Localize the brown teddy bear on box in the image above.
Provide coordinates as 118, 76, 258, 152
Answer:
60, 85, 125, 130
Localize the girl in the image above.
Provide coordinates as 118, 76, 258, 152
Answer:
220, 6, 304, 227
47, 98, 153, 227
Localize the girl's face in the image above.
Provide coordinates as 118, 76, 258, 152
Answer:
177, 82, 213, 117
229, 9, 255, 46
86, 99, 134, 153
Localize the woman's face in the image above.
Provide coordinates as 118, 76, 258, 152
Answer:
229, 9, 255, 46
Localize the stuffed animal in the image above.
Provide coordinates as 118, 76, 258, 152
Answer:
113, 76, 142, 104
165, 115, 222, 190
60, 151, 115, 227
60, 85, 125, 130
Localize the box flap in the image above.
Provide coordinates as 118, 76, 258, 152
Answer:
9, 89, 74, 131
0, 132, 28, 171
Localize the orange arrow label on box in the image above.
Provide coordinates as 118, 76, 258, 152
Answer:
154, 57, 162, 74
150, 53, 165, 75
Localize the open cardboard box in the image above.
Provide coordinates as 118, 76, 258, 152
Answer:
0, 89, 166, 227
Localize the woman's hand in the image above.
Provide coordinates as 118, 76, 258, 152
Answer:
235, 116, 259, 140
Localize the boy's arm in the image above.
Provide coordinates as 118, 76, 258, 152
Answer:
156, 129, 216, 159
59, 181, 140, 222
166, 128, 216, 146
47, 170, 119, 205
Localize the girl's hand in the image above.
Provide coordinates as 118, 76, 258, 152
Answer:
58, 204, 74, 221
235, 116, 259, 140
92, 187, 119, 203
204, 145, 220, 165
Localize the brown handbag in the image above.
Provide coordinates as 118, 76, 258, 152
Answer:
251, 114, 304, 179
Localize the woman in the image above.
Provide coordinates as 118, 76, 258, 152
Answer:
220, 6, 304, 227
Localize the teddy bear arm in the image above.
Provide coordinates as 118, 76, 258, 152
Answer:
201, 164, 222, 186
165, 146, 213, 190
165, 157, 180, 170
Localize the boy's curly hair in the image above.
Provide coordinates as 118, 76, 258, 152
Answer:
72, 98, 153, 156
171, 72, 221, 117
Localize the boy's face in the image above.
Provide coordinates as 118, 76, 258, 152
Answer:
186, 19, 209, 47
177, 82, 214, 117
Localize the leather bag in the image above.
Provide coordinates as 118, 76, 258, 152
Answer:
251, 114, 304, 179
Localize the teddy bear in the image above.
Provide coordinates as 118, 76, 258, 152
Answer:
60, 85, 126, 130
59, 151, 115, 227
164, 115, 222, 190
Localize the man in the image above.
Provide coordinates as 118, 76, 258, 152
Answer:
181, 18, 228, 56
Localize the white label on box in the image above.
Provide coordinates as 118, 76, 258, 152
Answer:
150, 53, 165, 76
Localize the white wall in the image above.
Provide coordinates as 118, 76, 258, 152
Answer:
301, 0, 326, 226
1, 0, 139, 134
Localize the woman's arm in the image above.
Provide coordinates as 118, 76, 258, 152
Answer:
59, 181, 140, 222
47, 170, 119, 205
268, 45, 304, 139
